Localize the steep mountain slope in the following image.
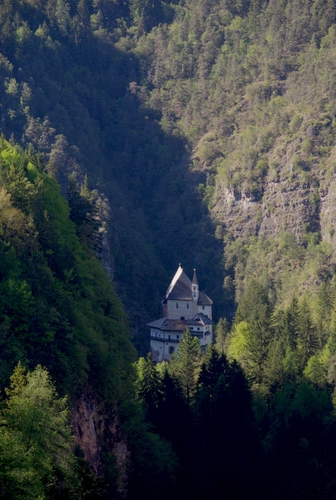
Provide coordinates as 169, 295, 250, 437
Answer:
0, 138, 179, 498
131, 0, 336, 307
0, 0, 226, 352
0, 138, 136, 397
3, 0, 336, 335
4, 2, 336, 498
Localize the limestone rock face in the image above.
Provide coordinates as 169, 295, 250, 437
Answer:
212, 185, 259, 239
72, 394, 129, 497
320, 178, 336, 244
212, 169, 322, 244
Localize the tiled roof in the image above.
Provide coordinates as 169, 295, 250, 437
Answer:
189, 313, 212, 325
197, 291, 213, 306
147, 317, 188, 332
147, 313, 212, 332
164, 265, 193, 301
146, 317, 168, 329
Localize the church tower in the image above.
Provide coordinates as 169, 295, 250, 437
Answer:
192, 269, 199, 302
147, 265, 213, 361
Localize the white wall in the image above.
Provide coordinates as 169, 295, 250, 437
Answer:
166, 299, 198, 320
150, 328, 212, 362
197, 304, 212, 320
150, 338, 179, 362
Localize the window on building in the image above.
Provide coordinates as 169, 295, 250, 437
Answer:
169, 346, 175, 355
177, 335, 179, 339
176, 302, 178, 308
202, 305, 205, 310
187, 303, 189, 309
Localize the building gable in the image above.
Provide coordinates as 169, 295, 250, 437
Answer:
164, 264, 192, 301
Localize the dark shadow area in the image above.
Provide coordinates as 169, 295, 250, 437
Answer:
0, 0, 227, 354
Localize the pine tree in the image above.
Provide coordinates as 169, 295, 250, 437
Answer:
263, 335, 286, 390
197, 343, 228, 396
67, 174, 103, 254
278, 296, 300, 351
214, 317, 230, 354
156, 369, 192, 459
195, 344, 229, 438
192, 361, 262, 500
171, 327, 201, 405
297, 298, 319, 370
234, 280, 269, 325
316, 281, 336, 347
247, 302, 273, 386
138, 353, 163, 426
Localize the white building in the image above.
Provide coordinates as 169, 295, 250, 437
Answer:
147, 264, 213, 362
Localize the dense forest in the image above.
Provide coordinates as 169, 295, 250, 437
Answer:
2, 0, 336, 498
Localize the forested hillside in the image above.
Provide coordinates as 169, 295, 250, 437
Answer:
2, 0, 336, 341
0, 139, 180, 499
0, 0, 226, 351
3, 0, 336, 498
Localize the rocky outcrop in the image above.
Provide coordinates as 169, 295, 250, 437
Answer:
72, 394, 130, 496
212, 169, 321, 244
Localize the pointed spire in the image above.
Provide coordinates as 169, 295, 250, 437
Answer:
192, 268, 198, 286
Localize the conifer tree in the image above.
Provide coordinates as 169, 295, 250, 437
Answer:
297, 298, 319, 370
193, 361, 262, 500
278, 296, 300, 351
0, 364, 74, 499
214, 317, 230, 354
247, 302, 273, 386
197, 343, 228, 395
67, 174, 103, 254
264, 335, 286, 390
171, 327, 201, 405
156, 369, 192, 459
316, 281, 336, 347
138, 352, 163, 425
234, 280, 270, 325
195, 344, 229, 437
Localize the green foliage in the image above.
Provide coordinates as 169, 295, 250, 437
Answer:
137, 352, 163, 424
170, 327, 201, 404
0, 363, 74, 499
120, 397, 179, 500
227, 320, 251, 361
0, 138, 136, 402
303, 355, 326, 387
2, 1, 336, 497
214, 316, 230, 354
297, 298, 319, 369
